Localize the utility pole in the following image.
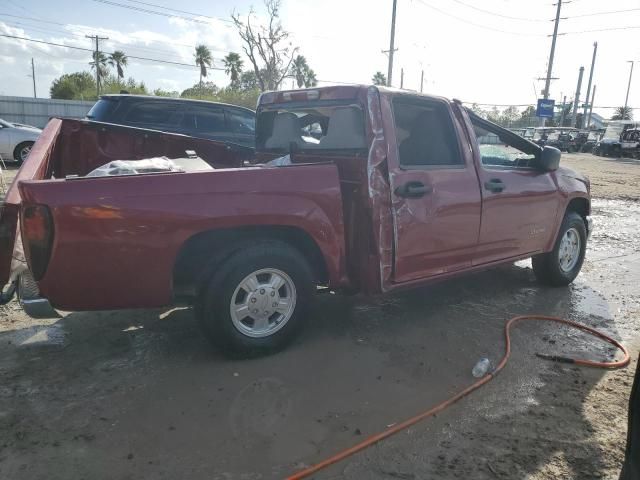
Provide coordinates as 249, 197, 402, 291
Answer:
559, 95, 567, 127
571, 66, 584, 128
587, 85, 596, 129
624, 61, 635, 112
385, 0, 398, 87
420, 70, 424, 93
541, 0, 562, 126
86, 34, 109, 96
30, 58, 36, 98
582, 42, 597, 121
400, 68, 404, 89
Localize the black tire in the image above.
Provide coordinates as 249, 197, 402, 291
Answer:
13, 141, 34, 165
532, 211, 587, 286
196, 241, 314, 356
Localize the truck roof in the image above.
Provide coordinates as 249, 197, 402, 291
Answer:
100, 94, 255, 113
257, 85, 449, 107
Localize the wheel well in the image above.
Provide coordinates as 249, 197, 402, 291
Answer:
173, 226, 329, 297
566, 197, 590, 219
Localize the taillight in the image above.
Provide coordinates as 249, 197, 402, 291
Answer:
20, 204, 54, 281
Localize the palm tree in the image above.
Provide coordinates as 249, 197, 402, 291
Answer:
292, 55, 309, 88
108, 50, 128, 81
372, 71, 387, 86
223, 52, 243, 88
612, 106, 633, 121
194, 45, 213, 97
290, 55, 318, 88
89, 51, 109, 93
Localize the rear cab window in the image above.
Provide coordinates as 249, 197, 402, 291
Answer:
256, 102, 367, 155
391, 98, 463, 168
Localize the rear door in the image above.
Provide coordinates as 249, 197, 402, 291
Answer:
387, 96, 482, 283
464, 112, 561, 263
181, 105, 233, 143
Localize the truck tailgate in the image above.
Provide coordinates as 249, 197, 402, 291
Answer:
0, 118, 62, 288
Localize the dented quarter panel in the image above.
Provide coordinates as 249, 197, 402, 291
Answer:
18, 164, 345, 310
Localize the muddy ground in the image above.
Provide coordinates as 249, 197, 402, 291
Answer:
0, 153, 638, 479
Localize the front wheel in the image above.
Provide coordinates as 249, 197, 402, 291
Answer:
532, 211, 587, 286
196, 241, 314, 356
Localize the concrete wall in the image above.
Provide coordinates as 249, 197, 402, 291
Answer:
0, 96, 95, 128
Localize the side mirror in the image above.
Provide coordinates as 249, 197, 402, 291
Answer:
535, 145, 560, 171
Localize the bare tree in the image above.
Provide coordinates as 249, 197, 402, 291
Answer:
232, 0, 297, 91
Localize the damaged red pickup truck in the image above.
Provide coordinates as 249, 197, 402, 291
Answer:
0, 86, 592, 354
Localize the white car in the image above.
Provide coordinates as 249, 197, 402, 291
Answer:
0, 119, 42, 164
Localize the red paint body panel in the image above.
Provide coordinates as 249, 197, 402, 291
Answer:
19, 163, 345, 310
381, 95, 482, 282
1, 86, 591, 313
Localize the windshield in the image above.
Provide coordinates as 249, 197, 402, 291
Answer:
257, 104, 367, 153
603, 124, 625, 140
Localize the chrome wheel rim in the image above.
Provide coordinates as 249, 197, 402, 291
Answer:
19, 145, 32, 162
559, 227, 581, 273
229, 268, 296, 338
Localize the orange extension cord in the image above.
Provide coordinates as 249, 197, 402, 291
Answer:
286, 315, 631, 480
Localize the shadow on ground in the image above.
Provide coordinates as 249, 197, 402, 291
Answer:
0, 260, 625, 480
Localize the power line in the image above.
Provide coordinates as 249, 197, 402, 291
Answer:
89, 0, 231, 26
0, 33, 225, 70
449, 0, 548, 22
415, 0, 547, 36
559, 25, 640, 35
120, 0, 233, 23
0, 13, 67, 26
0, 13, 232, 55
567, 7, 640, 19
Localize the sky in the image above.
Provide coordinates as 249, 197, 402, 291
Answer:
0, 0, 639, 118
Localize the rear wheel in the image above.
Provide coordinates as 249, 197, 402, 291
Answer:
13, 141, 34, 165
196, 241, 314, 356
532, 211, 587, 286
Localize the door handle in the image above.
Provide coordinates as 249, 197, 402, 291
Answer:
484, 178, 505, 193
395, 181, 433, 198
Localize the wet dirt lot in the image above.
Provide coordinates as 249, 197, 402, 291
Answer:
0, 153, 639, 479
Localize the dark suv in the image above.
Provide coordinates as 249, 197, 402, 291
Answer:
86, 95, 255, 148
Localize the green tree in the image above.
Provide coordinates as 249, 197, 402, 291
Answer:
612, 106, 633, 120
520, 105, 536, 119
372, 71, 387, 86
50, 71, 95, 99
239, 70, 260, 90
101, 75, 147, 95
181, 81, 219, 99
89, 51, 109, 93
108, 50, 128, 80
194, 44, 213, 97
223, 52, 244, 88
291, 55, 317, 88
153, 88, 179, 97
500, 106, 520, 126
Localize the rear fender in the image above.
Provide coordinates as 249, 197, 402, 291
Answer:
18, 163, 346, 311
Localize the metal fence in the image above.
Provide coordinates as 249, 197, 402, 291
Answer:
0, 96, 95, 128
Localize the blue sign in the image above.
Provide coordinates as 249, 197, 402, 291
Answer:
536, 99, 555, 118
